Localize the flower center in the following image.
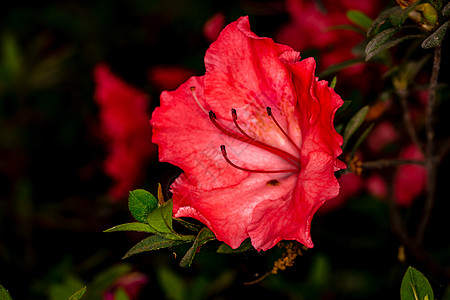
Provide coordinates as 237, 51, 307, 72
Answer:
190, 85, 301, 174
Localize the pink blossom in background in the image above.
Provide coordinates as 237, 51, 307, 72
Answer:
365, 173, 388, 199
366, 121, 399, 153
148, 65, 195, 91
103, 272, 149, 300
394, 144, 426, 206
276, 0, 386, 91
94, 64, 155, 201
151, 16, 345, 251
319, 173, 363, 214
203, 12, 226, 42
277, 0, 383, 68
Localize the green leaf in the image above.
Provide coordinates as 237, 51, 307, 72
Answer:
330, 76, 337, 89
0, 283, 13, 300
365, 27, 400, 57
217, 238, 253, 254
350, 123, 374, 159
366, 34, 423, 61
174, 218, 201, 232
400, 267, 434, 300
327, 24, 365, 34
179, 228, 216, 267
367, 7, 400, 36
421, 21, 449, 49
68, 286, 86, 300
128, 189, 158, 223
146, 199, 180, 238
123, 235, 190, 259
197, 227, 216, 245
347, 10, 373, 30
390, 0, 422, 26
104, 222, 159, 234
343, 105, 369, 149
443, 2, 450, 16
1, 34, 22, 79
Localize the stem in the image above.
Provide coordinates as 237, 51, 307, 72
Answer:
361, 159, 424, 170
387, 172, 450, 280
397, 90, 424, 154
414, 44, 441, 245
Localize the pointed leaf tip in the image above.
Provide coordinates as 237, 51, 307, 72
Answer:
421, 21, 449, 49
128, 189, 158, 223
343, 105, 369, 149
146, 199, 178, 238
0, 283, 13, 300
179, 227, 216, 267
347, 10, 373, 30
123, 235, 190, 259
365, 28, 400, 57
68, 286, 87, 300
400, 267, 434, 300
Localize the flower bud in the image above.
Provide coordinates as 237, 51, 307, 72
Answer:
398, 1, 438, 30
396, 0, 419, 9
415, 3, 438, 27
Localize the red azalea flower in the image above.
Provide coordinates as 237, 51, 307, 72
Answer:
394, 144, 426, 206
151, 17, 345, 251
94, 64, 155, 201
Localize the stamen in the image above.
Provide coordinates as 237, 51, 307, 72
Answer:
190, 86, 209, 115
220, 145, 298, 173
267, 107, 301, 155
209, 110, 300, 168
231, 108, 255, 140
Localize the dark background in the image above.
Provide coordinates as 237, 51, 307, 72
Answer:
1, 0, 450, 299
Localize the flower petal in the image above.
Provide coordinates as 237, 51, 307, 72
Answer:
151, 76, 294, 191
204, 16, 301, 156
172, 171, 298, 250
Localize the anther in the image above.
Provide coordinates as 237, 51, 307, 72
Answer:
209, 110, 217, 121
231, 108, 237, 120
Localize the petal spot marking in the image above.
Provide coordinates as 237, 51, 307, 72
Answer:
266, 179, 280, 186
